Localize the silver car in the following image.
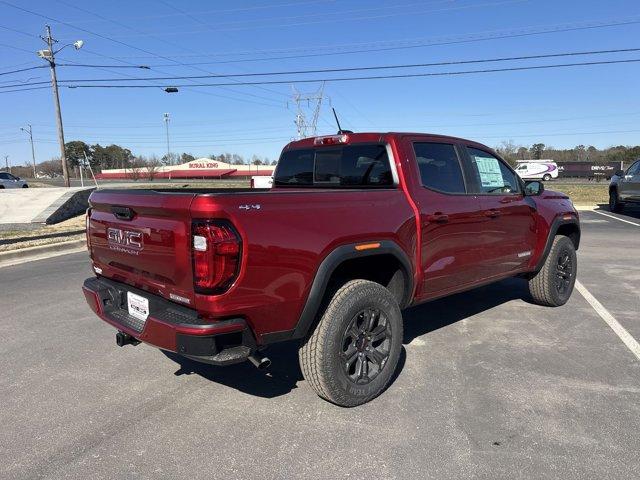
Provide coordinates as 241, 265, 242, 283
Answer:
0, 172, 28, 189
609, 159, 640, 212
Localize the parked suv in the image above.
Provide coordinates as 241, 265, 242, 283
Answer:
83, 132, 580, 406
0, 172, 28, 188
609, 159, 640, 212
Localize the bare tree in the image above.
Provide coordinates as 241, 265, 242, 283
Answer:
145, 156, 161, 181
129, 158, 144, 181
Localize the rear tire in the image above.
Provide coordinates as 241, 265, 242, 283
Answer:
542, 174, 552, 181
609, 189, 623, 212
299, 279, 403, 407
528, 235, 577, 307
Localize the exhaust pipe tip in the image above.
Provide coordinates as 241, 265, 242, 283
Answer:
248, 353, 271, 370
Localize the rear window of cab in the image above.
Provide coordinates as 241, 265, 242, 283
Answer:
274, 144, 393, 188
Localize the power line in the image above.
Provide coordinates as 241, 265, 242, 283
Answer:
0, 65, 47, 76
22, 47, 638, 84
48, 0, 334, 25
2, 57, 634, 90
112, 17, 640, 65
0, 63, 148, 76
0, 1, 287, 107
54, 0, 287, 102
75, 0, 527, 37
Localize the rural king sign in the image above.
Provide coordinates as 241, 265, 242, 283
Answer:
188, 161, 219, 169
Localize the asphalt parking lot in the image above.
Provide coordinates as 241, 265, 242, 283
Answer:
1, 208, 638, 479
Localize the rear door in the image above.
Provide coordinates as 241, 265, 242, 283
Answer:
404, 139, 488, 297
88, 190, 197, 304
463, 146, 537, 277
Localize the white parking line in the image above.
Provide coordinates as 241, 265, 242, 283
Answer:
592, 210, 640, 227
576, 280, 640, 361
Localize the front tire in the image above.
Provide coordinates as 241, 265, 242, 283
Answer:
299, 279, 403, 407
528, 235, 577, 307
542, 174, 552, 181
609, 189, 623, 212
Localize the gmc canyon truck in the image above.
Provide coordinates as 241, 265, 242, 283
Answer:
83, 132, 580, 407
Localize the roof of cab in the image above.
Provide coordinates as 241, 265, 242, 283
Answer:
283, 132, 493, 152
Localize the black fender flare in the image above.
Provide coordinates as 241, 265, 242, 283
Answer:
263, 240, 414, 344
535, 216, 581, 272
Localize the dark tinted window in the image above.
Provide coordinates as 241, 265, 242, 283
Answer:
274, 144, 393, 187
467, 147, 521, 194
0, 173, 12, 180
414, 143, 465, 193
274, 149, 314, 186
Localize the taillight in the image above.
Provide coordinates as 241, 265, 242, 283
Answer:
85, 208, 92, 251
192, 220, 242, 294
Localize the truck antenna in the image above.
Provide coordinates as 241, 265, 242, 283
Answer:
332, 107, 353, 135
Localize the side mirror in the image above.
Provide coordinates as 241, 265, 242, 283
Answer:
614, 170, 624, 177
15, 177, 20, 180
525, 180, 544, 196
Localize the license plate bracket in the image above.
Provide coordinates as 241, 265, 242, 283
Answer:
127, 291, 149, 322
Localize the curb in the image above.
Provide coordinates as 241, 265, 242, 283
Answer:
0, 239, 86, 268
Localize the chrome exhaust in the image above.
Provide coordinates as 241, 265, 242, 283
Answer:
248, 353, 271, 370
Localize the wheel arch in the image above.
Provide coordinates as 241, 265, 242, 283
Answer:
535, 217, 580, 272
287, 240, 414, 342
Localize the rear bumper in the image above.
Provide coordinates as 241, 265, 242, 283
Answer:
82, 277, 256, 365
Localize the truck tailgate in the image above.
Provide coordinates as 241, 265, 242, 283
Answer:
88, 190, 197, 304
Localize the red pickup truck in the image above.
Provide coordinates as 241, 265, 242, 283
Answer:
83, 132, 580, 406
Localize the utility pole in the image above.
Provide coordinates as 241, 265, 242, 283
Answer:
291, 82, 325, 139
20, 124, 37, 178
163, 113, 171, 162
37, 25, 84, 187
4, 155, 9, 173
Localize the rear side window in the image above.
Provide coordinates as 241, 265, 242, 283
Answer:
414, 142, 466, 194
275, 144, 393, 188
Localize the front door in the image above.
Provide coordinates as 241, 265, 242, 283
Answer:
464, 146, 537, 278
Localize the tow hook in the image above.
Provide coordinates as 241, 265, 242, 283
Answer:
116, 331, 140, 347
248, 352, 271, 370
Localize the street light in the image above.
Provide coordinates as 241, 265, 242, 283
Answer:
20, 124, 37, 178
38, 25, 84, 188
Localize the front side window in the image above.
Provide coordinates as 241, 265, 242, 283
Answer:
0, 172, 11, 180
467, 147, 521, 195
413, 142, 466, 194
274, 144, 393, 188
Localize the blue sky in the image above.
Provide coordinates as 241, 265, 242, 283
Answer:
1, 0, 639, 167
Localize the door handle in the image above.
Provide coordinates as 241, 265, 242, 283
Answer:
426, 213, 449, 224
484, 209, 501, 218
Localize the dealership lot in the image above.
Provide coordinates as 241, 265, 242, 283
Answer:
0, 209, 638, 479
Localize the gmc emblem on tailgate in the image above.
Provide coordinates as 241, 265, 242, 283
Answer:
107, 227, 143, 254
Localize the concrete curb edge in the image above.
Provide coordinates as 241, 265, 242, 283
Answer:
0, 239, 86, 268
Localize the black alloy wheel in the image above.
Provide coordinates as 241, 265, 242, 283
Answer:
341, 308, 392, 385
555, 250, 573, 296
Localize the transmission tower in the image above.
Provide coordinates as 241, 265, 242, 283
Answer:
291, 82, 325, 139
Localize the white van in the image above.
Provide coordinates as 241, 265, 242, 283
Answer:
250, 175, 273, 188
515, 160, 559, 181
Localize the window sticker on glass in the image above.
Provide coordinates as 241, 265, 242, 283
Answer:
473, 154, 503, 188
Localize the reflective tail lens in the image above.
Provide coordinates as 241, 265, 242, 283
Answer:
85, 208, 92, 252
192, 221, 241, 294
